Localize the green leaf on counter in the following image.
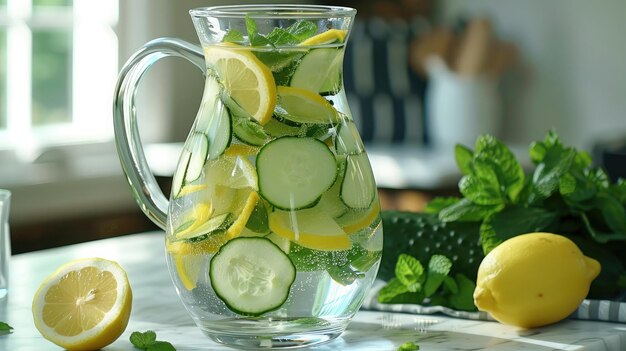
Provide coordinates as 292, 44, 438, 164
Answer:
613, 178, 626, 205
531, 147, 576, 200
397, 341, 420, 351
147, 341, 176, 351
130, 330, 175, 351
441, 275, 459, 294
0, 321, 13, 332
423, 255, 452, 298
131, 330, 157, 349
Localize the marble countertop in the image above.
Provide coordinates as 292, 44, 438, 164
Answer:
1, 233, 625, 350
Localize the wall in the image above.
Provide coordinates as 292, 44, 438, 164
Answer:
436, 0, 626, 149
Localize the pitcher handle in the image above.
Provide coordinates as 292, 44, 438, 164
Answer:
113, 38, 205, 230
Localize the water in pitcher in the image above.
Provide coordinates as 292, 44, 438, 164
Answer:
164, 23, 382, 344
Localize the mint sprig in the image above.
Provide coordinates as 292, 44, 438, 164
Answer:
431, 130, 626, 252
0, 321, 13, 332
397, 341, 420, 350
130, 331, 175, 351
378, 254, 476, 311
223, 16, 318, 47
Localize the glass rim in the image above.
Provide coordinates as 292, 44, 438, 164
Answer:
190, 4, 357, 19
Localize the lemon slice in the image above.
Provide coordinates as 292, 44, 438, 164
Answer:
206, 155, 258, 191
225, 143, 259, 157
32, 258, 132, 351
276, 86, 338, 124
300, 29, 348, 46
178, 184, 208, 197
226, 191, 262, 239
205, 46, 276, 125
174, 202, 214, 239
269, 208, 351, 251
337, 201, 381, 234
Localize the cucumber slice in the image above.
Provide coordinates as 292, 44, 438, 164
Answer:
177, 213, 233, 242
257, 137, 337, 210
290, 48, 344, 95
263, 117, 303, 138
210, 237, 296, 316
232, 116, 269, 146
172, 149, 191, 198
341, 153, 377, 209
185, 132, 209, 182
335, 120, 365, 155
206, 101, 232, 160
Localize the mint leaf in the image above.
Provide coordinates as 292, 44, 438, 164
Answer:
439, 198, 502, 222
0, 322, 13, 332
612, 178, 626, 204
131, 331, 157, 349
267, 28, 301, 45
246, 15, 272, 47
223, 29, 244, 43
532, 146, 576, 200
424, 197, 459, 214
448, 274, 477, 311
287, 20, 318, 41
479, 216, 500, 254
559, 173, 576, 195
130, 331, 175, 351
423, 255, 452, 297
473, 135, 525, 202
441, 275, 459, 294
580, 213, 626, 243
397, 341, 420, 350
395, 254, 425, 288
459, 163, 504, 205
455, 144, 474, 175
378, 278, 409, 303
593, 193, 626, 234
147, 341, 176, 351
491, 206, 558, 241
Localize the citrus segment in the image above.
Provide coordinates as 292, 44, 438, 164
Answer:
276, 86, 338, 124
32, 258, 132, 351
269, 208, 351, 251
337, 201, 381, 234
299, 29, 347, 46
205, 46, 276, 125
225, 143, 259, 157
226, 191, 262, 239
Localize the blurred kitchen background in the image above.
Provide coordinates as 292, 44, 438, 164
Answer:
0, 0, 625, 253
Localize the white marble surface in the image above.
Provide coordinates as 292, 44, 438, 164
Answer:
1, 232, 625, 350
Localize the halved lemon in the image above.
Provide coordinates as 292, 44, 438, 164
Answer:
32, 258, 132, 351
269, 208, 351, 251
205, 46, 276, 125
300, 29, 348, 46
276, 86, 339, 124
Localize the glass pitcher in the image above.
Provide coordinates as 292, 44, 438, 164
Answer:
113, 5, 382, 348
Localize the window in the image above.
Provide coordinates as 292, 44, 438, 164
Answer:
0, 0, 118, 155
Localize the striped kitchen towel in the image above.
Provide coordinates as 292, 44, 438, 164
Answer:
362, 279, 626, 323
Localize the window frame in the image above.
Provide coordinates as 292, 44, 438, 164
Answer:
0, 0, 119, 156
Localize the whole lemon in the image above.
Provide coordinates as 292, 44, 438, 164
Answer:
473, 232, 601, 329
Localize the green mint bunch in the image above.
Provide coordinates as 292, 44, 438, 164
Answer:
378, 254, 476, 311
426, 130, 626, 254
223, 15, 317, 47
